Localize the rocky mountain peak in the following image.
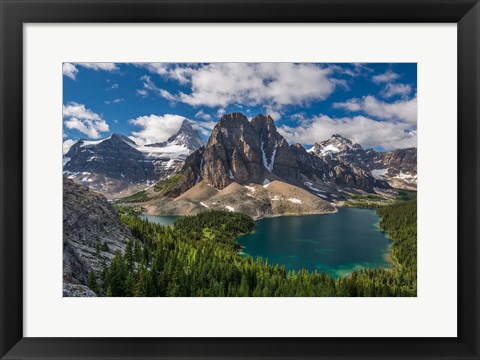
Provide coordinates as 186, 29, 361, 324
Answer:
217, 112, 250, 126
324, 134, 355, 147
110, 132, 135, 144
166, 120, 205, 150
309, 134, 363, 157
186, 112, 300, 190
250, 114, 275, 132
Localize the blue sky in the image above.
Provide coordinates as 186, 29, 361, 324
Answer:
63, 62, 417, 153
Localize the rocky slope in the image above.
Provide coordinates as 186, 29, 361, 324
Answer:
370, 148, 417, 189
63, 120, 205, 198
142, 179, 336, 220
63, 177, 135, 296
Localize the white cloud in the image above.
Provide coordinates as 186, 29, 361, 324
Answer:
63, 63, 118, 80
264, 105, 282, 121
216, 108, 226, 118
63, 102, 109, 139
191, 120, 216, 136
333, 95, 417, 124
372, 70, 400, 84
77, 63, 118, 71
195, 110, 212, 121
141, 63, 340, 109
63, 63, 78, 80
333, 98, 362, 112
136, 89, 148, 97
381, 83, 412, 98
137, 63, 197, 84
106, 83, 119, 91
138, 75, 177, 102
104, 98, 124, 104
63, 139, 76, 154
137, 63, 170, 76
278, 114, 416, 150
129, 114, 187, 145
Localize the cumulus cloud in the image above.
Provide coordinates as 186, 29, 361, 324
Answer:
63, 63, 79, 80
278, 114, 416, 150
333, 95, 417, 124
372, 70, 400, 84
129, 114, 187, 145
63, 63, 118, 80
381, 83, 412, 98
62, 139, 76, 154
141, 63, 340, 110
63, 102, 109, 139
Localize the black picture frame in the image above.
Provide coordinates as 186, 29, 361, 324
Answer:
1, 1, 479, 359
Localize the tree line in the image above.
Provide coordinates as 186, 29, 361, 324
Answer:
89, 200, 416, 297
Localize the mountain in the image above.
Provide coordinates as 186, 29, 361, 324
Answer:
154, 113, 391, 200
63, 177, 135, 296
63, 120, 205, 198
200, 113, 300, 189
308, 135, 417, 189
131, 112, 416, 219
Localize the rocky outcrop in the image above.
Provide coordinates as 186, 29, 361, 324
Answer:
63, 177, 134, 296
63, 283, 97, 297
201, 113, 299, 189
202, 113, 261, 189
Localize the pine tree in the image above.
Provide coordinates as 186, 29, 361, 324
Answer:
87, 271, 100, 295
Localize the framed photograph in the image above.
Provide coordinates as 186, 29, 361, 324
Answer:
1, 0, 479, 359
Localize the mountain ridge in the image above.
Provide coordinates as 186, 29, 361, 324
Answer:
63, 120, 205, 197
64, 112, 417, 213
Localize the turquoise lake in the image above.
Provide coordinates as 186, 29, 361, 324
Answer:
238, 207, 392, 278
141, 207, 392, 278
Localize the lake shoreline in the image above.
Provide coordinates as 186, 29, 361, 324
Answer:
236, 207, 393, 277
141, 202, 339, 220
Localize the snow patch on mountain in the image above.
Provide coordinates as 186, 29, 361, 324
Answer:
261, 141, 277, 171
288, 198, 302, 204
371, 168, 388, 179
320, 144, 340, 156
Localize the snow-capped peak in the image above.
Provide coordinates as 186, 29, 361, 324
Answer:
308, 134, 362, 158
166, 120, 205, 150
